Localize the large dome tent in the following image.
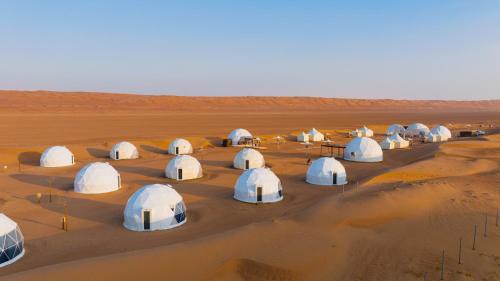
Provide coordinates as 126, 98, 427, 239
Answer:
110, 141, 139, 160
344, 137, 383, 162
40, 146, 75, 167
228, 128, 252, 146
165, 155, 202, 181
306, 157, 347, 186
74, 162, 121, 194
407, 123, 430, 137
234, 168, 283, 203
233, 148, 265, 170
0, 214, 24, 267
168, 138, 193, 155
386, 124, 405, 136
430, 125, 452, 141
123, 184, 186, 231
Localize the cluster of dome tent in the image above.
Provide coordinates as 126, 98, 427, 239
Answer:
0, 123, 453, 267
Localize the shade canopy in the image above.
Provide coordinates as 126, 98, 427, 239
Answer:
74, 162, 121, 194
110, 141, 139, 160
344, 137, 383, 162
123, 184, 187, 231
165, 155, 203, 180
234, 168, 283, 203
306, 157, 347, 185
233, 148, 265, 170
168, 138, 193, 155
40, 146, 74, 167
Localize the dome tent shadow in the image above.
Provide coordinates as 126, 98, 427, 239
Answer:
86, 147, 109, 159
17, 151, 42, 166
10, 173, 73, 191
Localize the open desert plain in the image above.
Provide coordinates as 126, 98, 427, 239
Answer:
0, 91, 498, 281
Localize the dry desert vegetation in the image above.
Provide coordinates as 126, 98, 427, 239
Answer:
0, 91, 499, 281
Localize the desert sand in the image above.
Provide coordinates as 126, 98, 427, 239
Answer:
0, 91, 499, 281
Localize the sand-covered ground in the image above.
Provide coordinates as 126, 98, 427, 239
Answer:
0, 91, 499, 281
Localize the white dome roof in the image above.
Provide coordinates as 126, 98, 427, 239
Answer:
74, 162, 121, 194
344, 137, 383, 162
165, 155, 203, 180
234, 168, 283, 203
306, 157, 347, 186
40, 146, 74, 167
386, 124, 405, 135
407, 123, 430, 136
233, 148, 265, 170
0, 214, 25, 267
123, 184, 186, 231
430, 125, 452, 139
110, 141, 139, 160
168, 138, 193, 155
228, 128, 252, 146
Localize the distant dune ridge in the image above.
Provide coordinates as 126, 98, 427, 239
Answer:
0, 90, 499, 113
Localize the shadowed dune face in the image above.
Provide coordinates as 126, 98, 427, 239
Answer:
0, 92, 498, 281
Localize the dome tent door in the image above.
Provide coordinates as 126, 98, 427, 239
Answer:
143, 210, 151, 230
332, 173, 337, 185
256, 187, 262, 202
245, 160, 250, 170
175, 147, 179, 155
115, 151, 119, 160
177, 169, 183, 180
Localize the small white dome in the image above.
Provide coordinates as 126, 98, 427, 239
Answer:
110, 142, 139, 160
74, 162, 121, 194
358, 126, 374, 137
123, 184, 186, 231
228, 128, 252, 146
168, 138, 193, 155
165, 155, 202, 180
306, 157, 347, 186
297, 132, 309, 142
40, 146, 74, 167
0, 214, 25, 267
386, 124, 405, 135
308, 128, 324, 141
234, 168, 283, 203
344, 137, 383, 162
233, 148, 265, 170
430, 125, 452, 140
407, 123, 430, 137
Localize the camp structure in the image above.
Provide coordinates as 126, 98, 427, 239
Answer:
407, 123, 430, 137
123, 184, 187, 231
344, 137, 383, 162
168, 138, 193, 155
308, 128, 325, 142
234, 168, 283, 203
110, 141, 139, 160
306, 157, 347, 186
233, 148, 265, 170
389, 133, 410, 148
386, 124, 406, 136
297, 132, 309, 143
429, 125, 452, 141
0, 214, 24, 267
40, 146, 75, 167
351, 126, 374, 137
165, 155, 203, 181
380, 137, 395, 150
228, 128, 253, 146
74, 162, 121, 194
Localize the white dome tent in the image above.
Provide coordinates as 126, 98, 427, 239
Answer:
308, 128, 324, 142
233, 148, 265, 170
407, 123, 430, 137
430, 125, 452, 141
0, 214, 24, 267
306, 157, 347, 186
389, 133, 410, 148
386, 124, 406, 136
165, 155, 202, 181
380, 137, 395, 150
168, 138, 193, 155
228, 128, 252, 146
74, 162, 121, 194
351, 126, 374, 137
40, 146, 75, 167
110, 141, 139, 160
344, 137, 383, 162
234, 168, 283, 203
297, 132, 309, 143
123, 184, 187, 231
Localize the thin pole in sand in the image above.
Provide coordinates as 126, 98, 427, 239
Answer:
496, 208, 498, 227
423, 272, 428, 281
458, 237, 462, 264
472, 224, 477, 250
440, 249, 445, 280
484, 214, 488, 238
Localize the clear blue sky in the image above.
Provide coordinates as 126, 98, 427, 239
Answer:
1, 1, 499, 100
